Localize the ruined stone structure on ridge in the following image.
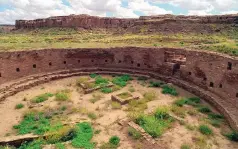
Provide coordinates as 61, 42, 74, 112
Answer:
15, 14, 238, 31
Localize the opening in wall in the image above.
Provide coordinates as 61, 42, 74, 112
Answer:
203, 77, 207, 81
91, 60, 94, 63
33, 64, 36, 68
16, 68, 20, 72
105, 60, 108, 63
210, 82, 214, 87
0, 73, 1, 77
118, 60, 122, 63
137, 63, 141, 67
227, 62, 232, 70
49, 62, 52, 66
63, 61, 66, 64
189, 72, 192, 75
78, 60, 80, 63
236, 93, 238, 98
219, 84, 223, 88
131, 61, 134, 64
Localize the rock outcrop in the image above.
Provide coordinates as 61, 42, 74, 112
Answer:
15, 14, 238, 33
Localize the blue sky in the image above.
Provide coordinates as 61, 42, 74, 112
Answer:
0, 0, 238, 24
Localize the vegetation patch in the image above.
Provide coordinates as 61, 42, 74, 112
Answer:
135, 107, 174, 138
71, 122, 95, 149
225, 131, 238, 142
31, 93, 54, 103
100, 136, 120, 149
117, 92, 132, 99
112, 75, 132, 87
55, 90, 71, 101
161, 85, 178, 96
15, 103, 24, 109
90, 73, 98, 78
13, 112, 62, 135
101, 87, 113, 93
199, 124, 213, 135
90, 94, 103, 103
128, 127, 142, 140
111, 101, 122, 109
149, 81, 164, 88
88, 112, 97, 120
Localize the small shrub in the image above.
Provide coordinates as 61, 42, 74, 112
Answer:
111, 102, 122, 109
15, 103, 24, 109
198, 106, 211, 114
95, 76, 109, 86
128, 86, 135, 92
149, 81, 164, 88
31, 93, 54, 103
90, 73, 98, 78
71, 122, 94, 149
181, 144, 191, 149
208, 113, 224, 120
174, 98, 187, 107
143, 91, 156, 101
55, 143, 65, 149
199, 125, 213, 135
118, 92, 132, 99
109, 136, 120, 146
90, 94, 103, 103
128, 127, 142, 140
76, 77, 89, 85
187, 97, 200, 104
88, 112, 97, 120
225, 131, 238, 142
112, 75, 132, 87
185, 124, 196, 131
162, 85, 178, 96
171, 105, 186, 118
209, 119, 221, 128
101, 87, 113, 93
55, 91, 70, 101
154, 107, 170, 120
95, 129, 101, 134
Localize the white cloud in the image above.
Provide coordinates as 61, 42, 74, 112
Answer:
128, 0, 172, 15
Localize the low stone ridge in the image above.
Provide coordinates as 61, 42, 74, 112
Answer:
15, 14, 238, 33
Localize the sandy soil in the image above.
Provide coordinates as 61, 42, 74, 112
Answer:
0, 76, 237, 149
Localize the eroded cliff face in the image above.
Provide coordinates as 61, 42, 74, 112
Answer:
15, 14, 238, 33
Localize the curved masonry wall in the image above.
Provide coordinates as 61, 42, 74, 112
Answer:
0, 47, 237, 130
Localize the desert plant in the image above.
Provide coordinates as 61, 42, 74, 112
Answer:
55, 90, 70, 101
128, 86, 135, 92
15, 103, 24, 109
88, 112, 97, 120
112, 75, 132, 87
161, 85, 178, 96
198, 106, 211, 114
31, 93, 54, 103
109, 136, 120, 146
71, 122, 94, 149
90, 73, 98, 78
199, 124, 213, 135
149, 81, 164, 88
101, 87, 113, 93
225, 131, 238, 142
171, 105, 186, 118
111, 102, 122, 109
128, 127, 142, 140
143, 91, 156, 101
180, 144, 191, 149
90, 94, 103, 103
154, 107, 170, 120
55, 143, 65, 149
174, 98, 187, 107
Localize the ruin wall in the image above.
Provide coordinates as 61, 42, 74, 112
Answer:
0, 47, 237, 130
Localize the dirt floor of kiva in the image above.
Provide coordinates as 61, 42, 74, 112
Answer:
0, 75, 237, 149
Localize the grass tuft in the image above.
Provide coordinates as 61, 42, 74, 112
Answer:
199, 124, 213, 135
31, 93, 54, 103
15, 103, 24, 109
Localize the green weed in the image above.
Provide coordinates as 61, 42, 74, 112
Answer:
15, 103, 24, 109
199, 125, 213, 135
31, 93, 54, 103
128, 127, 142, 140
